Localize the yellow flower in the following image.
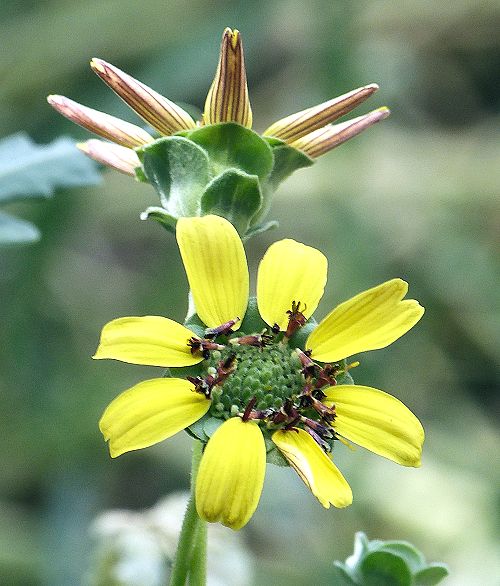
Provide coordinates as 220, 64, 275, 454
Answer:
95, 215, 424, 530
48, 28, 388, 175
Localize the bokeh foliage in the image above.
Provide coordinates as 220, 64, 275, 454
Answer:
1, 1, 499, 584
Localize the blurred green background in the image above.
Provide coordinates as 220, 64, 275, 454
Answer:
1, 1, 499, 584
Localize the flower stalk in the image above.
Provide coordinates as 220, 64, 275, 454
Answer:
169, 440, 206, 586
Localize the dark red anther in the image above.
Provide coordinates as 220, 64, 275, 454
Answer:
296, 349, 319, 377
271, 410, 288, 424
314, 363, 339, 389
187, 337, 202, 355
204, 317, 240, 339
300, 380, 314, 398
248, 408, 272, 420
271, 323, 281, 335
215, 353, 237, 384
282, 398, 299, 418
187, 375, 214, 398
235, 332, 273, 348
301, 416, 334, 438
285, 301, 307, 338
242, 396, 258, 422
305, 427, 331, 452
284, 416, 301, 431
311, 397, 336, 422
187, 337, 224, 356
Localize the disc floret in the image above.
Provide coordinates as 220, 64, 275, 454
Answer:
187, 304, 349, 453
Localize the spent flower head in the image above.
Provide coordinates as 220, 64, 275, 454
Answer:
94, 215, 424, 530
48, 28, 389, 238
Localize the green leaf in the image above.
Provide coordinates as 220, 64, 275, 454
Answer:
0, 211, 40, 245
140, 206, 178, 233
336, 533, 449, 586
264, 139, 314, 189
136, 136, 210, 216
414, 565, 449, 585
0, 132, 100, 204
184, 123, 274, 181
201, 169, 262, 235
360, 551, 413, 586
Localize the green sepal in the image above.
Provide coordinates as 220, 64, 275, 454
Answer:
0, 211, 40, 246
183, 313, 206, 339
414, 565, 449, 585
336, 360, 355, 385
289, 316, 317, 349
263, 137, 314, 189
200, 169, 262, 236
243, 220, 279, 241
186, 413, 224, 442
140, 206, 177, 233
136, 136, 210, 216
264, 438, 288, 467
182, 123, 274, 181
334, 532, 449, 586
134, 165, 148, 183
239, 296, 268, 335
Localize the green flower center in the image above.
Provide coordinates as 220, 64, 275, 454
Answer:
204, 341, 305, 418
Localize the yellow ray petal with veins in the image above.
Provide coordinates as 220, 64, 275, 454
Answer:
273, 428, 352, 508
47, 94, 153, 148
203, 28, 252, 127
196, 418, 266, 530
176, 215, 249, 329
323, 385, 424, 467
100, 378, 210, 457
263, 84, 378, 142
91, 59, 196, 136
257, 239, 327, 331
290, 107, 390, 158
93, 316, 202, 367
307, 279, 424, 362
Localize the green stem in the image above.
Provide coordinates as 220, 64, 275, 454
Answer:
169, 440, 207, 586
189, 516, 207, 585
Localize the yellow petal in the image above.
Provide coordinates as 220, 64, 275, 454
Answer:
290, 107, 390, 158
257, 239, 328, 331
93, 316, 203, 367
203, 28, 252, 127
196, 418, 266, 530
307, 279, 424, 362
323, 385, 424, 467
263, 84, 378, 142
272, 428, 352, 508
77, 139, 140, 176
47, 94, 153, 148
91, 59, 196, 135
176, 215, 248, 329
99, 378, 210, 457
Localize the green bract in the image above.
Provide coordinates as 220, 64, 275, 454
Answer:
334, 532, 449, 586
136, 123, 313, 238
